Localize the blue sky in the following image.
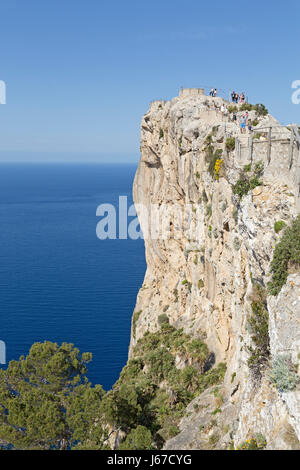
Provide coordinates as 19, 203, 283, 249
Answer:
0, 0, 299, 163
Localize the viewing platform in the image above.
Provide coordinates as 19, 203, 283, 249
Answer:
179, 88, 205, 98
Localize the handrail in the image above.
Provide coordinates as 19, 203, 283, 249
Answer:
291, 125, 300, 146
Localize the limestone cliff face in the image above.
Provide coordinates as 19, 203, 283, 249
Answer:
130, 89, 300, 449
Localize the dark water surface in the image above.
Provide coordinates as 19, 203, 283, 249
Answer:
0, 164, 146, 390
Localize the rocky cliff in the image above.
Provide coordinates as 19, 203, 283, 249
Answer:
130, 89, 300, 450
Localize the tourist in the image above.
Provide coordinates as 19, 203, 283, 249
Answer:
209, 88, 214, 97
235, 92, 239, 103
240, 92, 245, 104
248, 119, 253, 133
231, 91, 236, 102
214, 88, 217, 97
260, 132, 267, 141
240, 115, 246, 134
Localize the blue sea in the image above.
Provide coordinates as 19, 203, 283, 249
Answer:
0, 164, 146, 390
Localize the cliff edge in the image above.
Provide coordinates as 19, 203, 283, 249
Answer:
130, 89, 300, 449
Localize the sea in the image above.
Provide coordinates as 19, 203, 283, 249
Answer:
0, 163, 146, 390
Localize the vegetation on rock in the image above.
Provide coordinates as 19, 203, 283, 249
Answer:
100, 324, 226, 448
0, 342, 105, 450
132, 310, 142, 338
246, 284, 270, 379
274, 220, 287, 234
225, 137, 235, 152
268, 215, 300, 295
235, 434, 267, 450
233, 162, 263, 199
0, 322, 226, 450
270, 355, 299, 392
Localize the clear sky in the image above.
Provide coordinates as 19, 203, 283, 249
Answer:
0, 0, 299, 163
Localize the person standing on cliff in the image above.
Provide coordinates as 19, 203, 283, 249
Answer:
248, 119, 253, 133
221, 103, 225, 118
240, 115, 246, 133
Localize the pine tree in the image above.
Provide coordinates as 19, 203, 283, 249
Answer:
0, 341, 105, 449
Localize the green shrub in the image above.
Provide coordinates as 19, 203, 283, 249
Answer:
158, 314, 169, 326
205, 143, 222, 179
225, 137, 236, 152
236, 435, 267, 450
274, 220, 286, 234
268, 216, 300, 295
247, 285, 270, 378
254, 103, 268, 117
238, 103, 268, 117
182, 280, 192, 291
240, 103, 253, 112
103, 324, 226, 448
209, 433, 220, 447
119, 425, 153, 450
252, 119, 259, 127
132, 311, 142, 338
233, 173, 262, 199
206, 204, 212, 218
254, 160, 264, 176
270, 355, 298, 392
211, 407, 222, 415
173, 288, 179, 302
159, 128, 164, 139
244, 163, 252, 172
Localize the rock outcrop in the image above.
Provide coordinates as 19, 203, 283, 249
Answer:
130, 89, 300, 449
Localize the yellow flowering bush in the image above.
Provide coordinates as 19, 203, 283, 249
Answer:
235, 435, 266, 450
214, 158, 223, 180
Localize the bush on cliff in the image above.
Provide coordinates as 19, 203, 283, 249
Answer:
119, 425, 153, 450
270, 355, 299, 392
100, 324, 226, 448
268, 215, 300, 296
205, 143, 223, 179
239, 103, 268, 117
233, 162, 263, 199
225, 137, 235, 152
246, 284, 270, 379
0, 327, 227, 450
